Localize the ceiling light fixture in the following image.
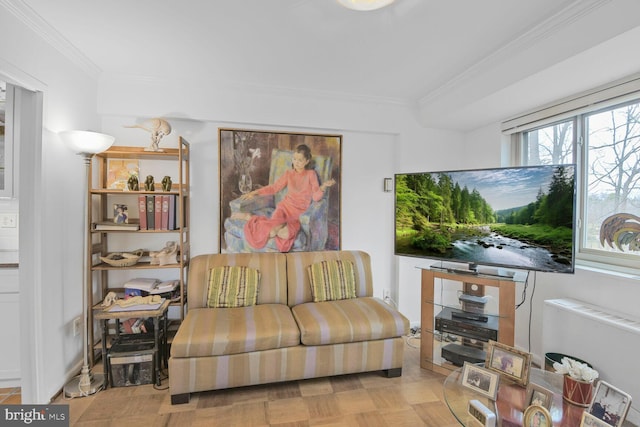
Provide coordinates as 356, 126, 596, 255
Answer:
337, 0, 395, 11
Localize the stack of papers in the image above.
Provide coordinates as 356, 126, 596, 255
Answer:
149, 280, 179, 295
108, 298, 165, 312
124, 278, 160, 292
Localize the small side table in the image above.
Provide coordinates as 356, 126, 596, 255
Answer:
443, 366, 586, 426
93, 299, 169, 387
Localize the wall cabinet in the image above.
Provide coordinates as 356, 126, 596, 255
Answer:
420, 268, 515, 376
87, 139, 189, 364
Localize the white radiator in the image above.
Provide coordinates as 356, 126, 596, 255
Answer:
543, 298, 639, 425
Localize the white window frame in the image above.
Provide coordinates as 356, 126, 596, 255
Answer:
503, 73, 640, 275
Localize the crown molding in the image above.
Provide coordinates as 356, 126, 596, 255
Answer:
1, 0, 101, 78
105, 72, 414, 109
417, 0, 611, 108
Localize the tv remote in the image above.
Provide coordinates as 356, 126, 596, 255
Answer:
451, 311, 488, 323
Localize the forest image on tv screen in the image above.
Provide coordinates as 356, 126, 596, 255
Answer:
395, 165, 576, 273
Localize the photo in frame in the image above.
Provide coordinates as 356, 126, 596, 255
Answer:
218, 128, 342, 253
113, 203, 128, 224
587, 380, 632, 427
485, 340, 532, 386
107, 159, 139, 190
461, 361, 500, 401
581, 412, 610, 427
523, 404, 552, 427
525, 382, 553, 410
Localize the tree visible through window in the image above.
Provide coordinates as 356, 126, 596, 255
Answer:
585, 102, 640, 254
519, 100, 640, 270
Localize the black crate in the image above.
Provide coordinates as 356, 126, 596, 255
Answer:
108, 340, 154, 387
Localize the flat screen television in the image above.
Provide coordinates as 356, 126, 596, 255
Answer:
394, 164, 576, 275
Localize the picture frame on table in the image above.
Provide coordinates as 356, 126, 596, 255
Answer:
485, 340, 532, 386
587, 380, 632, 427
525, 382, 553, 410
523, 404, 551, 427
581, 412, 610, 427
461, 361, 500, 401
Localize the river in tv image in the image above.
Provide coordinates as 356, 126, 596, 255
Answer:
450, 232, 573, 273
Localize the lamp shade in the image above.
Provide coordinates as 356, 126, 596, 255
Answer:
59, 130, 115, 155
337, 0, 395, 11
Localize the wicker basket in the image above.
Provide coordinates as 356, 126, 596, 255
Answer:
100, 250, 144, 267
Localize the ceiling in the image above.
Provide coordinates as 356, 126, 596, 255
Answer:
15, 0, 640, 131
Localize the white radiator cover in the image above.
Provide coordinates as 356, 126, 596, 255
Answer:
543, 298, 639, 425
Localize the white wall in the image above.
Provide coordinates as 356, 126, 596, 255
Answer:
1, 6, 101, 402
97, 71, 460, 311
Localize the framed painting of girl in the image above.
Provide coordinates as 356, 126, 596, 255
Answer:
218, 128, 342, 253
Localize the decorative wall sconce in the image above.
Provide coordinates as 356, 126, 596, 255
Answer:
384, 178, 393, 192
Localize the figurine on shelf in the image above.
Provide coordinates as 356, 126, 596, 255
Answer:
149, 241, 178, 266
124, 118, 172, 152
144, 175, 155, 191
161, 175, 172, 192
127, 173, 139, 191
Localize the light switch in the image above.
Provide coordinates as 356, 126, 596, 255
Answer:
0, 213, 17, 228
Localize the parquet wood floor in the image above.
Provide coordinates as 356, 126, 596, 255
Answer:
54, 337, 460, 426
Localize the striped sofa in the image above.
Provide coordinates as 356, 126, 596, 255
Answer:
169, 250, 409, 404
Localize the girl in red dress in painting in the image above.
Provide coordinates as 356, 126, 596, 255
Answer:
234, 144, 335, 252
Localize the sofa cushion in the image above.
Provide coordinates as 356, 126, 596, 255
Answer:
308, 260, 356, 302
188, 253, 288, 309
291, 297, 409, 346
171, 304, 300, 358
286, 251, 373, 307
207, 266, 259, 308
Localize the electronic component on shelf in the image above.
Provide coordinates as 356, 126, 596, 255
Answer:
458, 294, 490, 305
435, 307, 498, 342
441, 343, 485, 366
451, 311, 488, 323
459, 293, 490, 314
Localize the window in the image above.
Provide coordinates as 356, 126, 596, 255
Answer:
512, 98, 640, 273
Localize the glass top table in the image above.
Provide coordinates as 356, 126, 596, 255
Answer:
443, 366, 587, 426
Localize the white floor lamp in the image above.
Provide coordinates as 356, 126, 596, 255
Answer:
59, 130, 115, 398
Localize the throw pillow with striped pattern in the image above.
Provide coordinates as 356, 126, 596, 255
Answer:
308, 260, 356, 302
207, 266, 260, 308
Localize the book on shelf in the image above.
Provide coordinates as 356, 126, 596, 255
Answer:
154, 196, 162, 231
146, 195, 155, 230
168, 194, 176, 230
161, 195, 170, 230
93, 221, 140, 231
138, 195, 147, 230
